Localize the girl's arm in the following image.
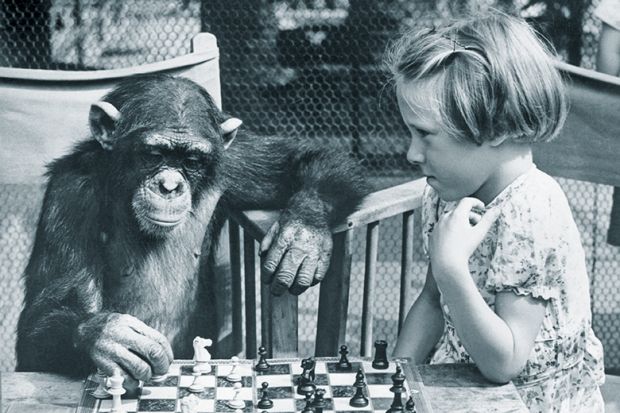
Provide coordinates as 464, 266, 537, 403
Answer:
434, 263, 547, 383
430, 197, 547, 383
393, 265, 445, 364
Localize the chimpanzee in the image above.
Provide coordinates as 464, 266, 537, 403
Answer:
15, 74, 368, 384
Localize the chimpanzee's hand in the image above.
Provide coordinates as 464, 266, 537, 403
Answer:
75, 312, 174, 382
260, 218, 332, 296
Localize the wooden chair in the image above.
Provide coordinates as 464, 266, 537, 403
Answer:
0, 33, 239, 371
228, 61, 620, 413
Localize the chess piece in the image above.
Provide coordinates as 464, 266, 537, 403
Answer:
257, 382, 274, 409
349, 368, 369, 408
227, 382, 246, 409
406, 395, 416, 412
188, 371, 205, 393
386, 366, 406, 412
312, 388, 327, 413
255, 345, 270, 372
107, 369, 127, 413
192, 336, 213, 373
372, 339, 389, 369
180, 393, 200, 413
337, 345, 352, 370
91, 368, 109, 399
227, 356, 242, 382
303, 390, 315, 411
150, 374, 167, 383
297, 358, 317, 396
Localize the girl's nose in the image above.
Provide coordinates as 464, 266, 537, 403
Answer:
406, 142, 425, 165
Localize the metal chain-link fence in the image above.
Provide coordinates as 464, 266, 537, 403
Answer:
1, 0, 619, 374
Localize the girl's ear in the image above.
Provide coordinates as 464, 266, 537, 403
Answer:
89, 101, 121, 150
220, 117, 243, 149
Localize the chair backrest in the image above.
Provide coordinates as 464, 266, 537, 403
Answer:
0, 33, 226, 372
229, 61, 620, 359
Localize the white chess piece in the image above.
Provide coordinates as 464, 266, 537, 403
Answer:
192, 336, 213, 373
107, 369, 126, 413
91, 368, 109, 399
226, 356, 242, 382
188, 371, 205, 393
180, 393, 200, 413
227, 382, 245, 409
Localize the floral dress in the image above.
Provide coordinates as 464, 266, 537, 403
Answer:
421, 166, 605, 413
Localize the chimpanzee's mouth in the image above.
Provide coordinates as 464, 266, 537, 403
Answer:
144, 216, 183, 227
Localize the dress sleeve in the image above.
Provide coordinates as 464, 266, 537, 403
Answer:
421, 184, 440, 258
483, 198, 566, 301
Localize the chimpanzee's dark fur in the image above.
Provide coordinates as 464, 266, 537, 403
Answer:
15, 74, 368, 377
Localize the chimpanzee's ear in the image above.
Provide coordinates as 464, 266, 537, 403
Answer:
220, 117, 243, 149
89, 101, 121, 150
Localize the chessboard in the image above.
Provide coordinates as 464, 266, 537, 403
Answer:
76, 357, 434, 412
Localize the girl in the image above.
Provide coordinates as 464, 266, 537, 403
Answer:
390, 11, 605, 412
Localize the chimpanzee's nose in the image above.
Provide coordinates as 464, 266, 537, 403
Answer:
157, 170, 185, 195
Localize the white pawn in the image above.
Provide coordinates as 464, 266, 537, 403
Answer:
91, 368, 109, 399
188, 371, 205, 393
107, 369, 126, 413
227, 382, 245, 409
226, 356, 242, 382
180, 393, 200, 413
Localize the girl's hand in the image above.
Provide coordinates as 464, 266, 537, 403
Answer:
429, 197, 500, 277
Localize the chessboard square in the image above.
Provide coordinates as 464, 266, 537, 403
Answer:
328, 372, 357, 386
365, 372, 392, 385
361, 361, 390, 373
197, 398, 215, 411
330, 385, 355, 398
332, 397, 372, 411
314, 361, 328, 374
326, 361, 362, 373
138, 398, 177, 411
178, 387, 215, 399
259, 385, 294, 399
370, 397, 394, 410
367, 384, 394, 398
179, 374, 216, 388
259, 374, 295, 387
269, 398, 297, 411
214, 399, 252, 411
257, 363, 291, 375
98, 398, 139, 412
139, 386, 178, 399
143, 375, 178, 387
217, 363, 253, 377
216, 376, 252, 387
167, 363, 182, 376
292, 373, 329, 386
217, 386, 253, 400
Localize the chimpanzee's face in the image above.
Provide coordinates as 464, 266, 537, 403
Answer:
123, 130, 220, 237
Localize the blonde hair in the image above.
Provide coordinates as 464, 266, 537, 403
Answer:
386, 10, 567, 144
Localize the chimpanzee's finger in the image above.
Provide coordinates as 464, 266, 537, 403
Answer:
115, 345, 155, 382
313, 250, 332, 284
121, 333, 172, 376
289, 257, 315, 296
261, 232, 293, 285
260, 221, 280, 255
270, 247, 307, 296
125, 316, 174, 364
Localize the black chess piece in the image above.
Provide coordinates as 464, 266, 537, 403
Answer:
337, 345, 352, 370
372, 339, 389, 369
386, 366, 406, 412
302, 390, 315, 412
255, 345, 270, 372
349, 368, 369, 408
406, 395, 416, 412
297, 358, 317, 395
312, 388, 327, 413
257, 382, 274, 409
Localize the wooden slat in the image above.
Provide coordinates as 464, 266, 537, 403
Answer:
315, 230, 354, 356
228, 221, 243, 356
243, 234, 257, 359
399, 210, 415, 333
361, 221, 380, 356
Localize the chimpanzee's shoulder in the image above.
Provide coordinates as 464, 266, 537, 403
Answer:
45, 140, 101, 179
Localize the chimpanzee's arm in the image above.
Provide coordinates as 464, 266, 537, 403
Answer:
16, 161, 101, 376
222, 130, 370, 227
221, 130, 370, 295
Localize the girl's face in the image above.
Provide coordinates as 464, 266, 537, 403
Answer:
396, 80, 508, 204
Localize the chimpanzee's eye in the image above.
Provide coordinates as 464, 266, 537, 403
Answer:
183, 156, 202, 171
140, 149, 164, 164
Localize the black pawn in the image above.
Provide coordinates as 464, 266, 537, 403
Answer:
349, 369, 369, 408
406, 395, 416, 412
312, 388, 327, 413
386, 366, 406, 412
337, 345, 352, 370
255, 345, 270, 372
257, 382, 274, 409
372, 339, 389, 369
303, 390, 315, 412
